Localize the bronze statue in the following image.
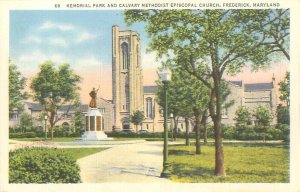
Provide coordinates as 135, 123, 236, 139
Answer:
89, 87, 99, 108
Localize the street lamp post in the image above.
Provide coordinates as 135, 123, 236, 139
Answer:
44, 115, 48, 140
159, 68, 171, 178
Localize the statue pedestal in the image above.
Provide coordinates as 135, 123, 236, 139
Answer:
81, 108, 112, 141
81, 131, 112, 141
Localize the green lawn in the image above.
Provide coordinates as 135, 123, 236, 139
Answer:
57, 148, 106, 160
168, 143, 289, 183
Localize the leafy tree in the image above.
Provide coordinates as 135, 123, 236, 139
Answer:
9, 60, 28, 117
259, 10, 290, 60
72, 109, 84, 135
156, 69, 186, 141
31, 61, 81, 141
277, 104, 289, 125
19, 112, 33, 132
253, 106, 272, 126
70, 99, 84, 134
234, 106, 251, 126
157, 68, 210, 154
125, 9, 289, 176
278, 72, 290, 107
130, 110, 145, 132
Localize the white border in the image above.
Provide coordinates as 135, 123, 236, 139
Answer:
1, 0, 299, 192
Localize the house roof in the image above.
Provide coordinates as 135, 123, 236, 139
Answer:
25, 102, 88, 112
230, 81, 243, 87
143, 81, 273, 93
58, 104, 89, 112
25, 102, 43, 111
244, 82, 273, 92
144, 85, 158, 93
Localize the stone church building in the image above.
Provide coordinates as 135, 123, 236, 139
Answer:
107, 26, 278, 132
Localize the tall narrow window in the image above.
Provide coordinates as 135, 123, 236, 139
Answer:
221, 104, 228, 117
136, 44, 139, 66
125, 75, 129, 112
146, 97, 153, 118
121, 42, 129, 70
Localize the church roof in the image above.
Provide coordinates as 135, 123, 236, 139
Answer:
244, 82, 273, 92
144, 85, 158, 93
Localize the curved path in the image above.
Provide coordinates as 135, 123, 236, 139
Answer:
77, 141, 171, 183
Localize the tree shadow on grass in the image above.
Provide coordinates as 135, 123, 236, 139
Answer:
168, 149, 194, 156
171, 163, 214, 179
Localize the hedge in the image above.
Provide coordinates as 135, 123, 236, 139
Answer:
9, 147, 81, 183
9, 130, 81, 138
9, 124, 289, 141
222, 125, 289, 141
9, 132, 44, 138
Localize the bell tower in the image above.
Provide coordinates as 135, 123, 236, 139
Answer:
112, 25, 143, 130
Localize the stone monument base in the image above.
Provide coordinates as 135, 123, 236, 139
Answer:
81, 131, 113, 141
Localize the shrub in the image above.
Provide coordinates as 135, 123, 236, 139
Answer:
276, 124, 290, 141
234, 106, 251, 126
266, 128, 283, 140
9, 132, 37, 138
106, 131, 163, 138
19, 112, 33, 132
277, 105, 290, 125
223, 126, 235, 139
253, 106, 272, 126
9, 147, 81, 183
237, 126, 259, 140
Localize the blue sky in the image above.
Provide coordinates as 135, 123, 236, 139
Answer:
10, 10, 153, 72
10, 10, 159, 101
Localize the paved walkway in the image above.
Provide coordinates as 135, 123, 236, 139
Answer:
77, 141, 171, 183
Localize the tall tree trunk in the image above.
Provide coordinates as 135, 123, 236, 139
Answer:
194, 108, 201, 154
174, 116, 178, 141
171, 119, 174, 141
211, 72, 225, 176
185, 117, 190, 146
202, 110, 208, 144
50, 112, 55, 142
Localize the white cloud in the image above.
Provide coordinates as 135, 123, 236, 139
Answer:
18, 50, 47, 65
49, 38, 68, 48
40, 21, 74, 31
16, 50, 70, 73
22, 35, 41, 44
76, 32, 97, 43
141, 49, 159, 69
75, 57, 102, 69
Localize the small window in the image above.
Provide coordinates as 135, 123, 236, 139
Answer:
99, 108, 105, 113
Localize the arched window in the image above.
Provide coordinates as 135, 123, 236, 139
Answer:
121, 42, 129, 70
62, 122, 70, 128
146, 97, 153, 118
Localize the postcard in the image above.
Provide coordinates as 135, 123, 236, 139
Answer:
0, 0, 300, 192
